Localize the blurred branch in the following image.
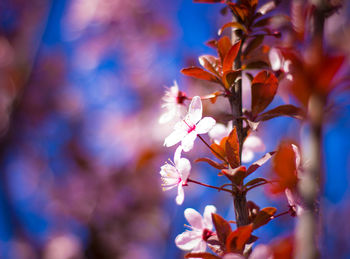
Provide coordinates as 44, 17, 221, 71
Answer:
295, 1, 329, 258
0, 0, 52, 254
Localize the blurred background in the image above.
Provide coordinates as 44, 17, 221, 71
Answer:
0, 0, 350, 258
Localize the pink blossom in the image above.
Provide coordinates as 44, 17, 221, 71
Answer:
160, 146, 191, 205
241, 135, 265, 163
159, 81, 186, 124
164, 96, 216, 152
209, 122, 265, 163
175, 205, 216, 252
269, 48, 291, 75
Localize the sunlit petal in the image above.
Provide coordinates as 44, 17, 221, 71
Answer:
164, 129, 187, 147
175, 230, 202, 251
188, 96, 202, 124
181, 131, 197, 152
195, 117, 216, 134
184, 208, 204, 229
176, 184, 185, 205
203, 205, 216, 229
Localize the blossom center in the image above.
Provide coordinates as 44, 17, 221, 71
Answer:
176, 91, 186, 104
183, 120, 196, 133
202, 228, 213, 241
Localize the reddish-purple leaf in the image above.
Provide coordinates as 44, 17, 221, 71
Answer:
218, 22, 247, 36
243, 35, 264, 58
251, 71, 278, 116
247, 151, 275, 176
225, 127, 240, 168
252, 207, 277, 230
223, 70, 241, 89
245, 177, 268, 188
226, 224, 253, 253
199, 55, 221, 77
210, 139, 227, 162
228, 3, 250, 22
195, 157, 227, 170
221, 166, 247, 185
271, 142, 298, 193
257, 104, 305, 121
181, 67, 220, 83
244, 61, 269, 70
217, 36, 231, 63
212, 213, 232, 245
206, 39, 218, 49
223, 41, 242, 73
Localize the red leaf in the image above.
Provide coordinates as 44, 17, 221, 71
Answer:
217, 36, 231, 63
228, 3, 250, 22
243, 35, 264, 58
226, 224, 253, 253
272, 237, 294, 259
245, 177, 268, 188
181, 67, 220, 83
212, 213, 232, 245
317, 55, 345, 95
246, 151, 275, 176
185, 252, 221, 259
271, 141, 298, 193
221, 166, 247, 185
210, 140, 227, 162
257, 105, 305, 121
223, 41, 242, 73
195, 157, 227, 169
243, 61, 269, 70
206, 39, 218, 49
199, 55, 221, 77
251, 71, 278, 116
218, 22, 247, 36
252, 207, 277, 230
225, 127, 240, 168
223, 70, 241, 89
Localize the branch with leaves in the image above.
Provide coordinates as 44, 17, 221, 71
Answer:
159, 0, 347, 258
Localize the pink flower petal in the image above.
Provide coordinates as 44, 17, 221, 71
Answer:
243, 135, 265, 152
174, 146, 183, 165
188, 96, 202, 125
195, 117, 216, 134
175, 230, 202, 251
181, 131, 197, 152
164, 128, 187, 147
203, 205, 216, 230
177, 158, 191, 182
208, 123, 229, 143
192, 240, 207, 253
269, 48, 282, 71
184, 208, 204, 230
176, 184, 185, 205
285, 188, 295, 207
291, 144, 301, 170
242, 149, 254, 163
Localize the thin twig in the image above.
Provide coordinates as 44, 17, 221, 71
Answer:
187, 178, 232, 193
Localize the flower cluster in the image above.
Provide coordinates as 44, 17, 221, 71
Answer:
159, 90, 218, 252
